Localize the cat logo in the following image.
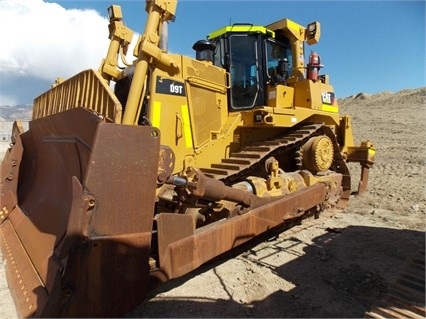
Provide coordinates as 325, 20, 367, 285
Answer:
321, 91, 338, 112
321, 91, 335, 105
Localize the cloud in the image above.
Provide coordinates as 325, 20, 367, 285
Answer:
0, 0, 113, 104
1, 0, 110, 80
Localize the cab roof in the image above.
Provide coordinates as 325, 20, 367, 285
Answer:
208, 24, 275, 40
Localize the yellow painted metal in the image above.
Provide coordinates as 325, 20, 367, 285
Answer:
266, 18, 321, 84
339, 115, 356, 154
30, 0, 370, 182
306, 22, 321, 45
302, 136, 334, 172
151, 101, 162, 128
122, 0, 178, 125
267, 85, 294, 108
146, 55, 240, 174
346, 140, 376, 165
240, 106, 341, 128
208, 25, 274, 40
33, 69, 122, 123
321, 104, 339, 113
267, 18, 305, 41
293, 79, 338, 112
29, 0, 365, 179
98, 5, 134, 83
181, 105, 193, 148
267, 18, 308, 81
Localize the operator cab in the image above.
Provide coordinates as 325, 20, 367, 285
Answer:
207, 24, 292, 111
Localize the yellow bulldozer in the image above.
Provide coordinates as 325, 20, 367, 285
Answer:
0, 0, 375, 317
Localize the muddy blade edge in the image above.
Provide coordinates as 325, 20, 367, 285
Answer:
0, 107, 160, 317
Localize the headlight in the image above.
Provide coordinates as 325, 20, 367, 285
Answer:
308, 22, 316, 32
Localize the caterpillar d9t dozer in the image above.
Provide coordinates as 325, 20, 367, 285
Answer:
0, 0, 375, 317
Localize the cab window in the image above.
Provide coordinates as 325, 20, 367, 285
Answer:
265, 39, 292, 81
229, 34, 259, 109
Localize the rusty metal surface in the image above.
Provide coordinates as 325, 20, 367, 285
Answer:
10, 108, 101, 293
157, 213, 195, 275
357, 165, 370, 196
188, 168, 256, 206
365, 251, 425, 319
1, 132, 24, 223
0, 107, 161, 317
0, 216, 48, 318
346, 141, 375, 196
157, 145, 175, 185
155, 183, 326, 280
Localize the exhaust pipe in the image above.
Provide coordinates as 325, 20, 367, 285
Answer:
159, 21, 168, 52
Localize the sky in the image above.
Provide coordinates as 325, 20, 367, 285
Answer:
0, 0, 424, 106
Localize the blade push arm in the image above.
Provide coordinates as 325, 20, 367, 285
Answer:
123, 0, 179, 125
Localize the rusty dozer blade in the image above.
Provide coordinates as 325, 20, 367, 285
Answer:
0, 107, 160, 317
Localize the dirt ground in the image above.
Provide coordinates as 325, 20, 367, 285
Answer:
0, 87, 425, 318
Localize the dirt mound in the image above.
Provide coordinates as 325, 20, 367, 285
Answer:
338, 87, 425, 106
354, 92, 372, 100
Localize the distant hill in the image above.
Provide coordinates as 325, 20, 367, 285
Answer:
0, 105, 32, 121
338, 87, 425, 106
